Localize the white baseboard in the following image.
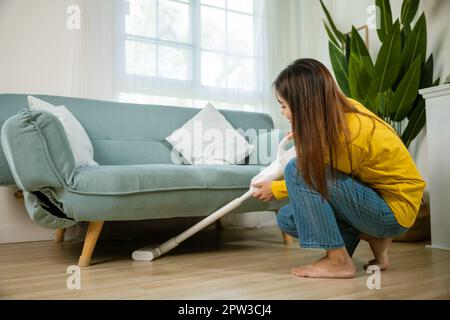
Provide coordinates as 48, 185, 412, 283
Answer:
425, 244, 450, 251
0, 225, 53, 244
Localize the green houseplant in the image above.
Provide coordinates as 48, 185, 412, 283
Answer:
320, 0, 440, 148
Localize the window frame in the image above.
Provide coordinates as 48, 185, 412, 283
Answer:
116, 0, 259, 106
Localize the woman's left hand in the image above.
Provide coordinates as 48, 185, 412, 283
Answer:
286, 131, 293, 140
252, 181, 275, 202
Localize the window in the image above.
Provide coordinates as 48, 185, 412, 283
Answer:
118, 0, 258, 110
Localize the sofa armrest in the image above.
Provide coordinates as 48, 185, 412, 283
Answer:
248, 129, 294, 166
1, 108, 75, 191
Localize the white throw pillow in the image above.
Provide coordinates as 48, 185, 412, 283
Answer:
27, 96, 98, 168
166, 102, 254, 165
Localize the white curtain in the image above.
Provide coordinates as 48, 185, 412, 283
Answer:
70, 0, 313, 229
71, 0, 312, 124
71, 0, 118, 100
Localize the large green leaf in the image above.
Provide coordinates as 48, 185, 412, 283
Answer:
350, 26, 373, 66
348, 27, 376, 103
363, 95, 378, 113
401, 0, 420, 26
391, 56, 422, 121
329, 41, 350, 96
420, 54, 434, 89
400, 24, 412, 51
348, 54, 364, 101
348, 54, 376, 106
401, 98, 425, 147
345, 34, 351, 65
401, 13, 427, 70
373, 20, 401, 92
377, 89, 394, 118
319, 0, 344, 44
376, 0, 393, 43
323, 21, 340, 47
352, 27, 376, 93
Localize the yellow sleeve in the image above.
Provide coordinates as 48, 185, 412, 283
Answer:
271, 180, 289, 200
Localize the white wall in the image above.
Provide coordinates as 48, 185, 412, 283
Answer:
0, 0, 78, 95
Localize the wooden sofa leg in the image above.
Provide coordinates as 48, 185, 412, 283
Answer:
78, 221, 104, 267
54, 228, 66, 242
281, 232, 295, 245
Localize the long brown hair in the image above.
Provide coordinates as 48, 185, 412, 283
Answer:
274, 58, 378, 200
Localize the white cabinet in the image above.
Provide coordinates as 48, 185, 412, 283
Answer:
419, 84, 450, 251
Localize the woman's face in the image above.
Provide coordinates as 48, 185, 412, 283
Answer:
276, 92, 292, 124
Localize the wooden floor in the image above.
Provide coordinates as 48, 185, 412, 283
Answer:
1, 227, 449, 299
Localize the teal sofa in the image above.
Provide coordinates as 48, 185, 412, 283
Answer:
0, 94, 289, 266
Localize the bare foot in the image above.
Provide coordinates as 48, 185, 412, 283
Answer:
291, 248, 356, 279
359, 234, 392, 271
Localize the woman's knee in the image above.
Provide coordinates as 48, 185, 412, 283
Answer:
277, 205, 295, 229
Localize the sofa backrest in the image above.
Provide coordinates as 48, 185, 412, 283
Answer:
0, 94, 274, 186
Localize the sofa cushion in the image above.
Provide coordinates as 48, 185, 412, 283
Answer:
165, 102, 255, 165
27, 96, 98, 168
70, 164, 265, 195
64, 186, 287, 222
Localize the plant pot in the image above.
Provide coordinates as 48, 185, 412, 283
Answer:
394, 202, 431, 242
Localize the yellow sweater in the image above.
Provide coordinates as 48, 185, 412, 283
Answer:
271, 98, 426, 228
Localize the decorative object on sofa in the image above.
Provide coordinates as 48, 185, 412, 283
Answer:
320, 0, 440, 242
132, 136, 296, 261
320, 0, 440, 148
27, 96, 98, 168
0, 94, 289, 267
165, 102, 255, 165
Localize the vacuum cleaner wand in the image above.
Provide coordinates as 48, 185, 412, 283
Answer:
131, 136, 296, 261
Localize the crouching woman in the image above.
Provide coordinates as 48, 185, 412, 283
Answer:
252, 58, 426, 279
